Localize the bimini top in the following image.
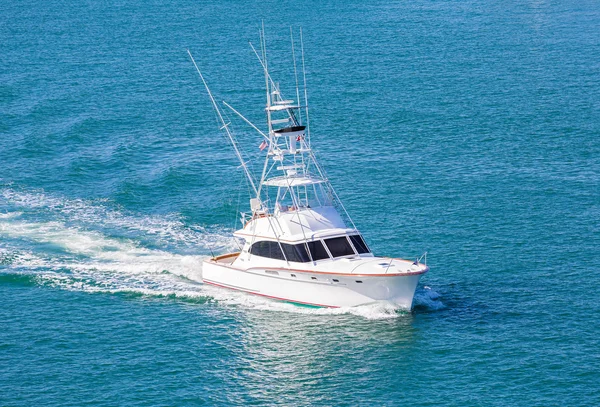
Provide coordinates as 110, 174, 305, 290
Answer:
262, 176, 326, 187
267, 104, 300, 111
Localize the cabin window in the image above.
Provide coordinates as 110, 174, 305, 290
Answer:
249, 240, 329, 262
333, 279, 339, 283
266, 270, 279, 275
355, 280, 363, 284
311, 277, 317, 280
324, 236, 355, 258
281, 242, 311, 263
306, 240, 330, 261
349, 234, 370, 254
249, 241, 285, 260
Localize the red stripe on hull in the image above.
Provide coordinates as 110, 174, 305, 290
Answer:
204, 258, 429, 278
203, 279, 339, 308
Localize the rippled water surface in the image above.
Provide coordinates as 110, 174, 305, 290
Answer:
1, 0, 599, 405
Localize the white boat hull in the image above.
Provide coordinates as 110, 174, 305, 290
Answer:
202, 258, 426, 309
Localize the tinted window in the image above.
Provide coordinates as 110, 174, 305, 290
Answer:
324, 236, 355, 258
349, 235, 370, 254
251, 240, 330, 262
250, 241, 285, 260
307, 240, 330, 261
281, 243, 311, 263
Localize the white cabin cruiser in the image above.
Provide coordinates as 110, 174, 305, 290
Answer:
188, 30, 428, 309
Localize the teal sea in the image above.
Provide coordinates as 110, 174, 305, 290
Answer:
1, 0, 599, 405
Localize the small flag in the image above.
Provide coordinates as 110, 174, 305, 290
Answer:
296, 135, 304, 142
259, 140, 268, 151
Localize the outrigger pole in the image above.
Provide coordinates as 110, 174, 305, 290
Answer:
222, 101, 269, 142
187, 49, 258, 196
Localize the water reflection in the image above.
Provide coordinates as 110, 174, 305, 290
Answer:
223, 308, 418, 405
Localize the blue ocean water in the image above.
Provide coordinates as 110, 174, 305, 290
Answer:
1, 0, 599, 405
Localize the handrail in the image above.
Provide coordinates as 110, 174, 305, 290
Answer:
417, 251, 428, 266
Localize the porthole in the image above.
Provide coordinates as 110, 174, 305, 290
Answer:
311, 277, 317, 280
355, 280, 363, 283
290, 274, 296, 278
332, 279, 339, 283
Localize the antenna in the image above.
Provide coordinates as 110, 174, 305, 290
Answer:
187, 50, 258, 196
260, 23, 274, 153
300, 28, 311, 146
290, 27, 302, 124
249, 43, 281, 101
261, 23, 271, 110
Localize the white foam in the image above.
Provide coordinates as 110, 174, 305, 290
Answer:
1, 188, 234, 252
0, 246, 49, 268
0, 211, 22, 219
413, 286, 445, 310
0, 217, 205, 279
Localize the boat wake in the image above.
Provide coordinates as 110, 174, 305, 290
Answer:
0, 188, 443, 319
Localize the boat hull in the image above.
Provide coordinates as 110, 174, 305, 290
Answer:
202, 259, 426, 309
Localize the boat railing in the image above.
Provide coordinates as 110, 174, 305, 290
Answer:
417, 251, 428, 266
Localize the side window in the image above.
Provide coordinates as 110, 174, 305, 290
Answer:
250, 241, 285, 260
324, 236, 355, 258
250, 240, 334, 262
281, 243, 311, 263
349, 235, 370, 254
306, 240, 330, 261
